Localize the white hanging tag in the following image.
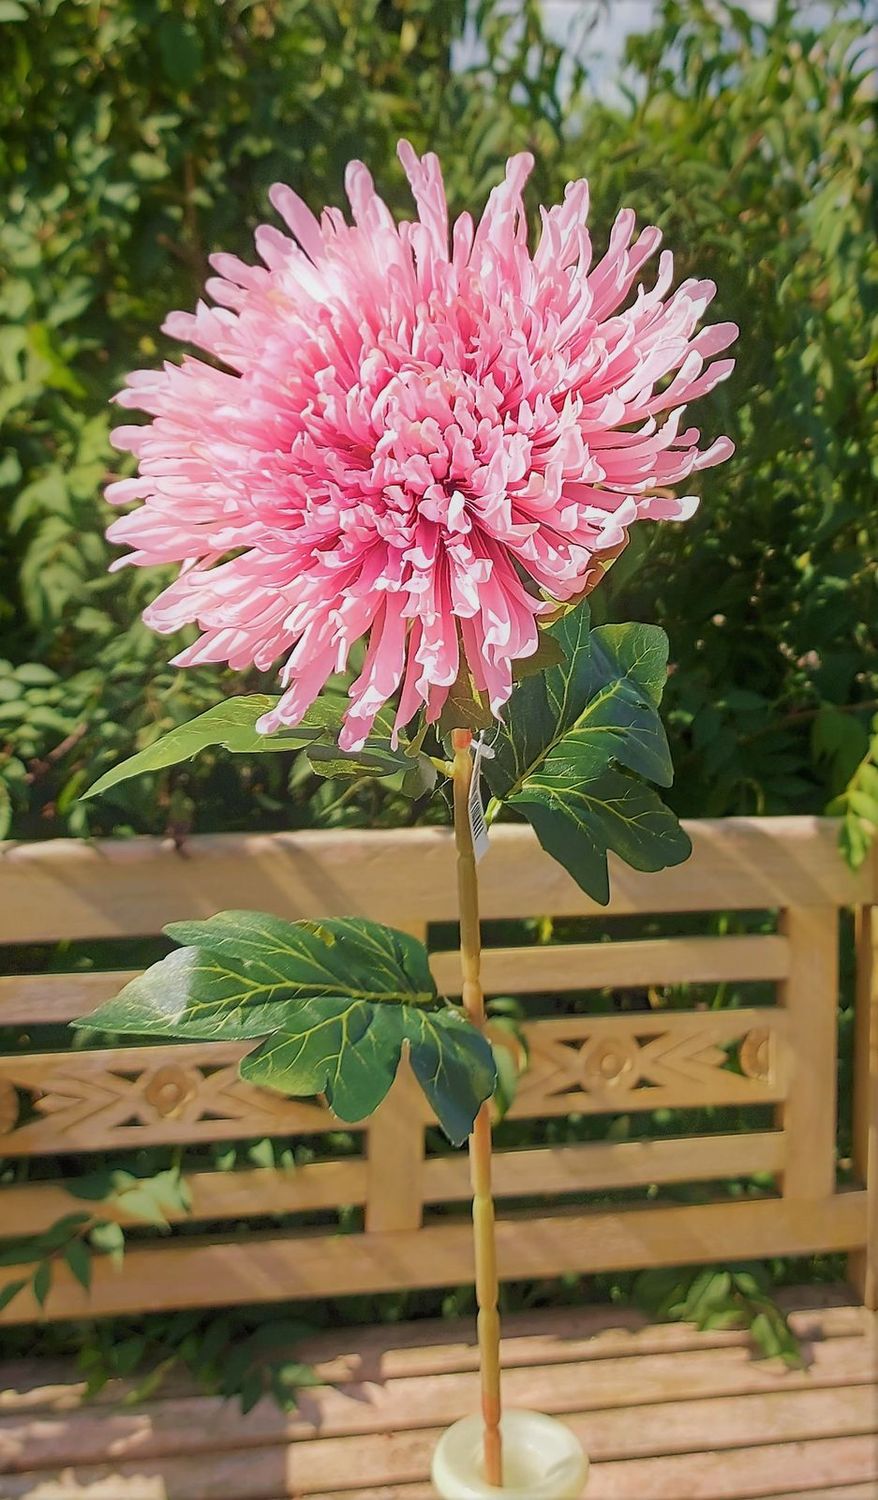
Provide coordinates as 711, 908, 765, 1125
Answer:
468, 734, 494, 864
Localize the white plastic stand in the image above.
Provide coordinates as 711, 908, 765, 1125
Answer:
431, 1409, 589, 1498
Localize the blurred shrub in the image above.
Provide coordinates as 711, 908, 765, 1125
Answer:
0, 0, 875, 842
577, 0, 877, 841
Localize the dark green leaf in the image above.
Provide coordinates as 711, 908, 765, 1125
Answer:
515, 773, 691, 905
158, 17, 204, 86
306, 741, 415, 780
0, 1213, 91, 1265
63, 1239, 92, 1291
113, 1335, 148, 1375
126, 1356, 176, 1405
239, 993, 407, 1117
244, 1318, 312, 1353
0, 1243, 49, 1268
32, 1260, 52, 1308
198, 1316, 233, 1367
489, 605, 674, 797
239, 1367, 264, 1415
511, 629, 566, 681
0, 1278, 27, 1313
486, 606, 689, 903
241, 996, 493, 1144
403, 1006, 497, 1145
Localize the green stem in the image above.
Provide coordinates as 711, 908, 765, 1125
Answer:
451, 728, 503, 1488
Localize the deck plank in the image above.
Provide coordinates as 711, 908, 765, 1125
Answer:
0, 1291, 874, 1499
3, 1333, 873, 1470
7, 1387, 875, 1498
0, 1290, 864, 1413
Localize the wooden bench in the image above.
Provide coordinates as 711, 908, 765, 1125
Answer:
1, 817, 875, 1497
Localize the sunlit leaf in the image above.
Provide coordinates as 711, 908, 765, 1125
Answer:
81, 696, 328, 799
74, 912, 494, 1144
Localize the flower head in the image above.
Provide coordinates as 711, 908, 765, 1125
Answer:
108, 144, 736, 749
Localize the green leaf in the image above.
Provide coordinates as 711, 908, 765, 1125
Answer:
32, 1260, 52, 1308
241, 998, 493, 1144
633, 1267, 691, 1320
305, 740, 418, 782
158, 17, 204, 86
489, 604, 674, 795
840, 811, 872, 869
82, 697, 336, 800
63, 1239, 92, 1292
248, 1138, 276, 1169
110, 1187, 170, 1228
74, 912, 494, 1144
239, 1367, 264, 1415
486, 1013, 528, 1122
0, 780, 12, 841
511, 629, 566, 681
486, 605, 689, 904
113, 1335, 148, 1375
0, 1279, 27, 1314
683, 1269, 731, 1321
398, 755, 438, 800
272, 1359, 320, 1391
701, 1306, 745, 1331
730, 1266, 769, 1297
0, 1242, 50, 1268
75, 912, 437, 1037
403, 1007, 497, 1144
517, 772, 691, 905
239, 994, 406, 1116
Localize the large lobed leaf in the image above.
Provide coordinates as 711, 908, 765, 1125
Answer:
485, 605, 690, 904
73, 912, 494, 1145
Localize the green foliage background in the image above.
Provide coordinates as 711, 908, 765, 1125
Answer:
1, 0, 875, 845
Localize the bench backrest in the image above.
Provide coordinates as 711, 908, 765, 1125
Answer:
1, 816, 875, 1322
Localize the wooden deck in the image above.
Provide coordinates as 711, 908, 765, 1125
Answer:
1, 1288, 874, 1499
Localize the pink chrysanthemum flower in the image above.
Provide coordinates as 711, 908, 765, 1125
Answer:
108, 143, 736, 750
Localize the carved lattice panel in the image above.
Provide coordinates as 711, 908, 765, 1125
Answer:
507, 1009, 786, 1119
0, 1009, 787, 1156
0, 1042, 346, 1157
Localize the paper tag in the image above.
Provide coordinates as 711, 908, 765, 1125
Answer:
468, 734, 494, 864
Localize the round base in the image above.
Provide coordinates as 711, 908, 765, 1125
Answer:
431, 1409, 589, 1498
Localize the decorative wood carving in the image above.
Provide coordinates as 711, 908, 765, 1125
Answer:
0, 1078, 18, 1135
0, 1006, 788, 1156
739, 1027, 773, 1081
0, 1044, 343, 1157
509, 1010, 784, 1118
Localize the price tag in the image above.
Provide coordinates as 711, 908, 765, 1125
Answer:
468, 734, 494, 863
